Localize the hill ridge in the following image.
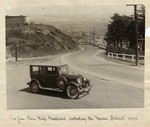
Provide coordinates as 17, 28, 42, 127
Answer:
6, 23, 79, 58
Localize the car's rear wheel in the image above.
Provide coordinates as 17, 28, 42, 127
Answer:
66, 85, 79, 99
30, 81, 40, 93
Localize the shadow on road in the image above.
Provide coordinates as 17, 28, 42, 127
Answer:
19, 87, 89, 99
19, 87, 68, 99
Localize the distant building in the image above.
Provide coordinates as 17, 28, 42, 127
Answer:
6, 15, 28, 28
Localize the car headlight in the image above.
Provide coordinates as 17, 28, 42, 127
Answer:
76, 78, 81, 84
83, 77, 86, 81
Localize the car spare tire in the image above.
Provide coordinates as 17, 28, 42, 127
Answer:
57, 76, 68, 90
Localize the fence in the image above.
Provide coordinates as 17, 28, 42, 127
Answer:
107, 52, 144, 64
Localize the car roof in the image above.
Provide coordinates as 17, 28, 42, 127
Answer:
30, 64, 68, 68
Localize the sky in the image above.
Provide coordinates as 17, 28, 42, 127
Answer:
5, 0, 136, 23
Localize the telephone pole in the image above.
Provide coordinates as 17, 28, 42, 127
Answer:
126, 4, 143, 66
92, 30, 95, 45
14, 42, 18, 62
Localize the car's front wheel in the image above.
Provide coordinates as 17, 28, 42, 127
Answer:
30, 81, 40, 94
66, 85, 79, 99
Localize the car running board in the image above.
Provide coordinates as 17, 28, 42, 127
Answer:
39, 86, 64, 92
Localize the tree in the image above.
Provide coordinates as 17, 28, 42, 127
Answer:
105, 6, 145, 53
105, 13, 133, 48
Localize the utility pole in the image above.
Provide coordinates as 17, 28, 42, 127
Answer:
14, 41, 18, 62
92, 30, 95, 45
126, 4, 143, 66
15, 23, 20, 62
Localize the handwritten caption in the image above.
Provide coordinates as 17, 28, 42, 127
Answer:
9, 114, 138, 124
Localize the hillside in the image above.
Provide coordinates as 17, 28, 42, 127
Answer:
6, 23, 79, 58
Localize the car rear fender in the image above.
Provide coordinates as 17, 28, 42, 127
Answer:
29, 79, 41, 87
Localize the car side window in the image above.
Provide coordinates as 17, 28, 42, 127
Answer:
47, 67, 53, 75
47, 67, 58, 75
32, 66, 39, 74
48, 67, 52, 71
52, 67, 58, 74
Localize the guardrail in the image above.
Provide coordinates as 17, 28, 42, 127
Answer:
107, 52, 144, 64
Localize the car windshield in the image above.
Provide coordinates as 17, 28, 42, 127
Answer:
58, 66, 69, 74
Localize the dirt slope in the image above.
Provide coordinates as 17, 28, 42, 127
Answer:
6, 23, 79, 58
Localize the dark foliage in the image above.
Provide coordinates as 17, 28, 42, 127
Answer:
104, 5, 145, 54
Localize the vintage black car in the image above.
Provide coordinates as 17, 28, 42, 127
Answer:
27, 64, 92, 99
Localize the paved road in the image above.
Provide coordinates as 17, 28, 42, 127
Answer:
7, 45, 144, 109
61, 45, 144, 90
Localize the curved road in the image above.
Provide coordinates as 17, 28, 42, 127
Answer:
61, 45, 144, 90
7, 45, 144, 109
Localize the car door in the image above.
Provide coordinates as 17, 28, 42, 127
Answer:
45, 67, 59, 88
39, 66, 47, 87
